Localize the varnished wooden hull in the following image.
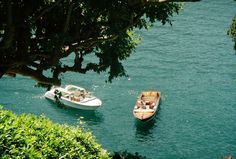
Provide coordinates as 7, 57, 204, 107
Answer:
133, 91, 161, 121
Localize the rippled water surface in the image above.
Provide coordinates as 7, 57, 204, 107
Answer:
1, 1, 236, 159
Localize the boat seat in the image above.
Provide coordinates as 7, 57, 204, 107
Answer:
134, 109, 154, 113
142, 97, 155, 101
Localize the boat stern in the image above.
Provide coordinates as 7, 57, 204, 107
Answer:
44, 90, 55, 101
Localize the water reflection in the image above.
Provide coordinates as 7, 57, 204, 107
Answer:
134, 106, 161, 141
135, 118, 156, 138
45, 100, 104, 126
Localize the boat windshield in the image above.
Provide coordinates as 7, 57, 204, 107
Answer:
66, 85, 85, 92
67, 87, 79, 92
62, 92, 70, 98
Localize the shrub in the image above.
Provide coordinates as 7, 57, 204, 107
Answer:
0, 107, 110, 159
112, 150, 146, 159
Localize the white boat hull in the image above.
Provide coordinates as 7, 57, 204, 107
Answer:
44, 86, 102, 110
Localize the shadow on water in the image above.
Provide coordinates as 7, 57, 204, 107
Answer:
45, 100, 104, 126
135, 118, 156, 138
134, 104, 162, 140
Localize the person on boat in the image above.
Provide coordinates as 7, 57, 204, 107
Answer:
141, 94, 144, 100
80, 90, 86, 98
149, 101, 155, 109
135, 100, 142, 109
75, 97, 80, 102
141, 100, 146, 109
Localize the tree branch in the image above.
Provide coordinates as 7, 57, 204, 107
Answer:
158, 0, 201, 2
128, 0, 201, 7
1, 0, 15, 50
31, 0, 63, 23
8, 66, 61, 86
79, 35, 118, 48
64, 2, 74, 34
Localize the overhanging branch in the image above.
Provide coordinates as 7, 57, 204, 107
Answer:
128, 0, 201, 7
79, 35, 118, 48
8, 66, 60, 86
64, 2, 74, 33
31, 0, 63, 23
1, 0, 15, 50
158, 0, 201, 2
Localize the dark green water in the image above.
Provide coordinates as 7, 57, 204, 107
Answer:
1, 1, 236, 158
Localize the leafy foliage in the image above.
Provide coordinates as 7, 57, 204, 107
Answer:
0, 0, 182, 87
228, 15, 236, 51
112, 150, 147, 159
0, 107, 110, 158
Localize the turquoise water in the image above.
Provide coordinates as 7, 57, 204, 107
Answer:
1, 1, 236, 158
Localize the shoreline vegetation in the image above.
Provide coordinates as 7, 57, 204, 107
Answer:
0, 106, 110, 158
0, 106, 147, 159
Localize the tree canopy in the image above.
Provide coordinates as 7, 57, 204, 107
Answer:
0, 0, 199, 87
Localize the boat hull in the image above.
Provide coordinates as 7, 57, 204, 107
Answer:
134, 111, 157, 122
44, 87, 102, 110
133, 91, 161, 121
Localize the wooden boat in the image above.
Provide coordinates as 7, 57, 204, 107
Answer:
133, 91, 161, 121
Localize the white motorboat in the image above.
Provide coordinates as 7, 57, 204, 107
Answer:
44, 85, 102, 110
